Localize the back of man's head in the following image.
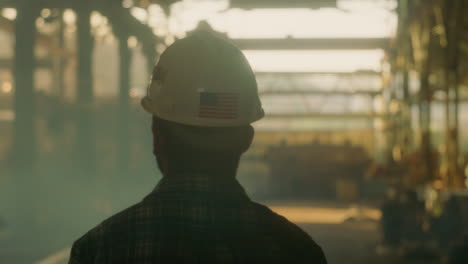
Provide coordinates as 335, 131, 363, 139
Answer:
141, 31, 264, 177
151, 116, 254, 176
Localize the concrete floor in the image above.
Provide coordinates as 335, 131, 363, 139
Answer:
267, 202, 441, 264
267, 202, 382, 264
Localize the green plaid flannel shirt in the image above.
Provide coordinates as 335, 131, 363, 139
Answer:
69, 175, 327, 264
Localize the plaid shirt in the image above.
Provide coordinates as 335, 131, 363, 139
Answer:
69, 175, 327, 264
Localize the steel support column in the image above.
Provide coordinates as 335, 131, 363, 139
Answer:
11, 0, 40, 245
76, 4, 96, 173
12, 2, 39, 170
443, 0, 465, 188
418, 30, 435, 182
117, 33, 132, 175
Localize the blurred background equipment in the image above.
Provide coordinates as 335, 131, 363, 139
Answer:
0, 0, 467, 263
264, 140, 370, 200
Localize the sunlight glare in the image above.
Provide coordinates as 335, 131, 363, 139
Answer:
243, 50, 384, 73
165, 0, 396, 39
1, 8, 17, 21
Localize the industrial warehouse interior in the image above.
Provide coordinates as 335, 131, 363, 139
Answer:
0, 0, 467, 263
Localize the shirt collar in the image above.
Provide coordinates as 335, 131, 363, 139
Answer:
144, 173, 250, 202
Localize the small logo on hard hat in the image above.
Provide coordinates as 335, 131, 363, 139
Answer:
198, 92, 238, 120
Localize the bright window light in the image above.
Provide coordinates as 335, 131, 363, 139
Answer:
148, 4, 169, 36
169, 0, 228, 37
63, 9, 77, 25
1, 81, 12, 93
90, 11, 107, 28
127, 36, 138, 48
1, 8, 17, 21
131, 7, 148, 23
122, 0, 133, 9
166, 0, 396, 39
338, 0, 397, 11
209, 8, 396, 39
243, 50, 384, 73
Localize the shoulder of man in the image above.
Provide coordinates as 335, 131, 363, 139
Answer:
252, 202, 328, 264
68, 203, 140, 264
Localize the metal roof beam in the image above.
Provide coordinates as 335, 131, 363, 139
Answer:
259, 90, 380, 96
0, 0, 75, 8
264, 113, 383, 119
0, 0, 181, 8
233, 38, 389, 50
255, 70, 381, 76
230, 0, 337, 9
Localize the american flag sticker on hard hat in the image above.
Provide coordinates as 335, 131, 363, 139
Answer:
198, 92, 239, 119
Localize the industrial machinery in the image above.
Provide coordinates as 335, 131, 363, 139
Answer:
264, 141, 370, 200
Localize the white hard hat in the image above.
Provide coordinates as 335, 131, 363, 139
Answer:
141, 31, 264, 127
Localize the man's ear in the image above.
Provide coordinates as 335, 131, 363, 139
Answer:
239, 125, 254, 153
151, 116, 166, 155
151, 116, 170, 175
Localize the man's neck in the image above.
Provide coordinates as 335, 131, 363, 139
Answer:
164, 153, 240, 179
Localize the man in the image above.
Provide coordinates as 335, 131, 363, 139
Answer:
448, 235, 468, 264
69, 31, 327, 264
